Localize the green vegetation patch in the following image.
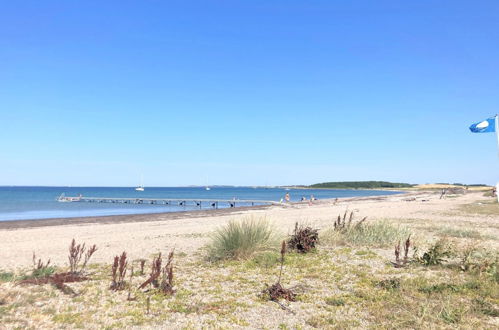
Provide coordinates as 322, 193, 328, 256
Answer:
205, 217, 280, 261
325, 296, 346, 306
322, 220, 410, 248
459, 201, 499, 215
0, 271, 15, 282
52, 312, 85, 326
309, 181, 413, 189
437, 227, 487, 240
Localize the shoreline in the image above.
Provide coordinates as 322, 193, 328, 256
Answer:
0, 189, 407, 224
0, 205, 272, 230
0, 191, 418, 230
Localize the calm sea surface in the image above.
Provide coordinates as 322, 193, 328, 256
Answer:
0, 186, 401, 221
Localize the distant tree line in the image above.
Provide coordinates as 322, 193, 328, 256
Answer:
309, 181, 414, 189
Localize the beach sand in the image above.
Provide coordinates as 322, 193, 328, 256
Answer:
0, 190, 495, 270
1, 190, 498, 329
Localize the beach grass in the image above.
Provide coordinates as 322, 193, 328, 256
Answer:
459, 200, 499, 215
205, 217, 279, 261
437, 227, 488, 240
321, 220, 411, 248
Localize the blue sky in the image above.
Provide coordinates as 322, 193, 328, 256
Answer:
1, 1, 499, 186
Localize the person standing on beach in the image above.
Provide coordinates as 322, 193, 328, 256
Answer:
285, 192, 290, 203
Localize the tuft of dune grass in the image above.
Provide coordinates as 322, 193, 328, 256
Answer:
206, 217, 279, 261
321, 220, 410, 248
437, 227, 487, 240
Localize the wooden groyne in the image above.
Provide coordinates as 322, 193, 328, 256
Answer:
57, 194, 285, 209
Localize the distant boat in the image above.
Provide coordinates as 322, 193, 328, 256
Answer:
135, 175, 145, 191
205, 187, 211, 191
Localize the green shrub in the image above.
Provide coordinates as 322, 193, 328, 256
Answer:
206, 217, 278, 261
0, 271, 15, 282
415, 239, 454, 266
322, 220, 410, 248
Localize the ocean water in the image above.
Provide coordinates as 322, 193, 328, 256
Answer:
0, 186, 401, 221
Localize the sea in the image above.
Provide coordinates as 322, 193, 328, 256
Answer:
0, 186, 402, 221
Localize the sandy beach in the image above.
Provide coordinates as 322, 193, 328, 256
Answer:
0, 190, 496, 270
1, 190, 498, 329
0, 191, 420, 269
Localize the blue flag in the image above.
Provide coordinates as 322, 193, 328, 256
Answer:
469, 117, 496, 133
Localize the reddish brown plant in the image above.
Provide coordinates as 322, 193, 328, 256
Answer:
139, 249, 175, 295
262, 239, 296, 304
139, 259, 146, 275
32, 252, 51, 270
393, 235, 411, 268
68, 239, 97, 275
110, 251, 128, 290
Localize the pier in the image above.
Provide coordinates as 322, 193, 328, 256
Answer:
57, 194, 285, 209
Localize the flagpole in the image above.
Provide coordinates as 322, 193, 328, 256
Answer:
496, 115, 499, 202
496, 114, 499, 156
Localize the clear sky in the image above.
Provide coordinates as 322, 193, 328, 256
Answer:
1, 1, 499, 186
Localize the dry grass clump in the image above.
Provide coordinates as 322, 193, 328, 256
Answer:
287, 222, 319, 253
206, 217, 278, 261
459, 201, 499, 215
458, 245, 499, 279
322, 212, 410, 248
263, 282, 296, 303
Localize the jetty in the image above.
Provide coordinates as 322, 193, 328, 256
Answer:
56, 194, 285, 209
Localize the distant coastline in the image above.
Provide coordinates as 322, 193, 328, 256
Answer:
282, 181, 491, 191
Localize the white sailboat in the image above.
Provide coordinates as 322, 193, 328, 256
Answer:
135, 175, 145, 191
205, 176, 211, 191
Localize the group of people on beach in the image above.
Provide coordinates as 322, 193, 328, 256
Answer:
280, 192, 317, 203
301, 195, 316, 202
